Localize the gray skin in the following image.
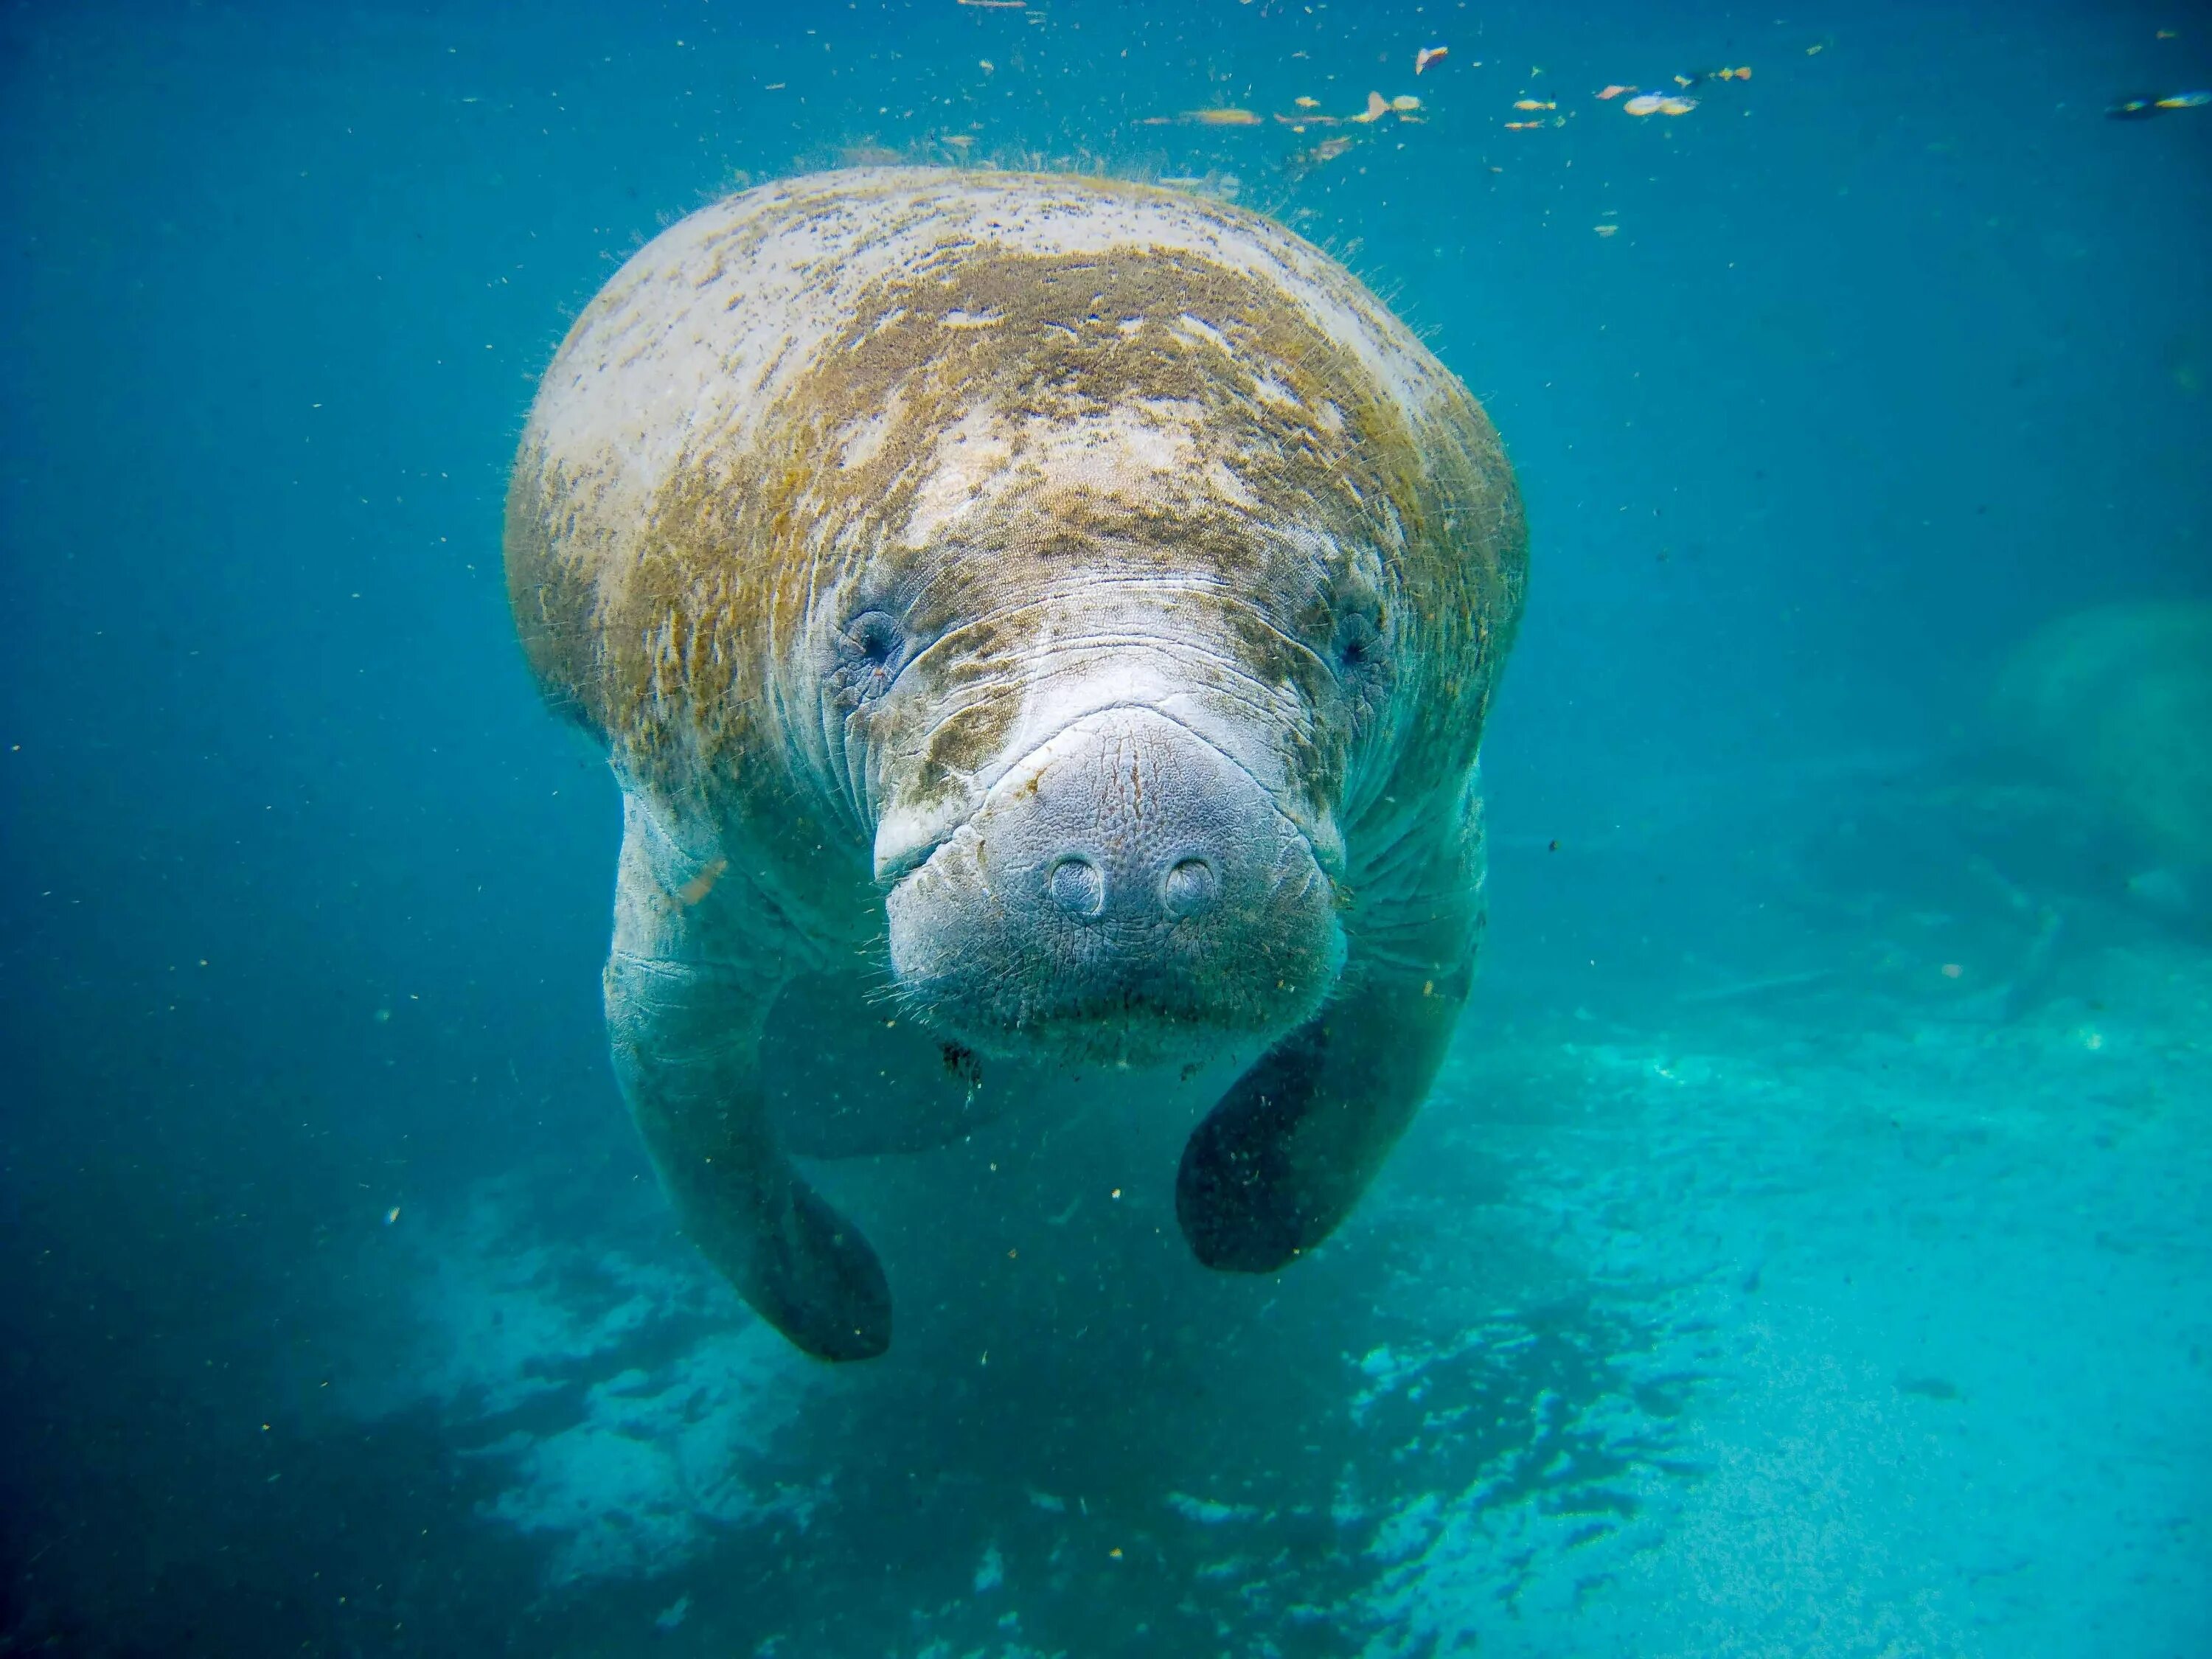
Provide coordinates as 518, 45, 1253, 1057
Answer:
505, 170, 1526, 1360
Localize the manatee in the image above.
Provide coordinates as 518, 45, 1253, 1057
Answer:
504, 169, 1526, 1360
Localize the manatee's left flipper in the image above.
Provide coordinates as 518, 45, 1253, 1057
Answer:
1179, 779, 1491, 1271
1176, 964, 1470, 1270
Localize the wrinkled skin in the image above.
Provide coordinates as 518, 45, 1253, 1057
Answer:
506, 170, 1526, 1360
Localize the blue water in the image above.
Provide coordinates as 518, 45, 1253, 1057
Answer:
3, 1, 2208, 1652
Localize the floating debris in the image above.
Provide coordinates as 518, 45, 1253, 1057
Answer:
956, 0, 1026, 7
1416, 44, 1449, 74
1622, 93, 1667, 116
1281, 91, 1424, 128
1513, 98, 1557, 111
1284, 133, 1357, 178
941, 1040, 984, 1092
676, 856, 728, 906
1186, 108, 1262, 125
978, 58, 995, 74
1504, 119, 1547, 131
1593, 223, 1619, 237
1597, 84, 1637, 100
1660, 97, 1697, 115
2108, 89, 2210, 118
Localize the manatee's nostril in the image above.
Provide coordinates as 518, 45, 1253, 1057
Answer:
1048, 855, 1107, 919
1161, 856, 1221, 919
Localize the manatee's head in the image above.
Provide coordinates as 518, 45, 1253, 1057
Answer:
744, 244, 1520, 1068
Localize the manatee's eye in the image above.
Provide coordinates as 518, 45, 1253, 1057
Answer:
846, 609, 903, 665
1332, 609, 1385, 678
832, 608, 909, 706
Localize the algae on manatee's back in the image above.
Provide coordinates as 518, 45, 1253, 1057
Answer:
1989, 600, 2212, 868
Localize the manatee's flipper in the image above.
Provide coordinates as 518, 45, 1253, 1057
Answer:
604, 803, 889, 1360
1180, 783, 1490, 1272
1176, 967, 1469, 1270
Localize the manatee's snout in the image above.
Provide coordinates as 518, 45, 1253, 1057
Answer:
1018, 726, 1233, 930
886, 709, 1341, 1062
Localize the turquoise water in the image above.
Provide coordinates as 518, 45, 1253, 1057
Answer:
2, 2, 2208, 1653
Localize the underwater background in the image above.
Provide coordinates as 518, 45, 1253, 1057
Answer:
3, 0, 2208, 1653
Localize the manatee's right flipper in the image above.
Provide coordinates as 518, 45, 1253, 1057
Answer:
603, 806, 890, 1361
1175, 964, 1467, 1271
1178, 777, 1492, 1272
